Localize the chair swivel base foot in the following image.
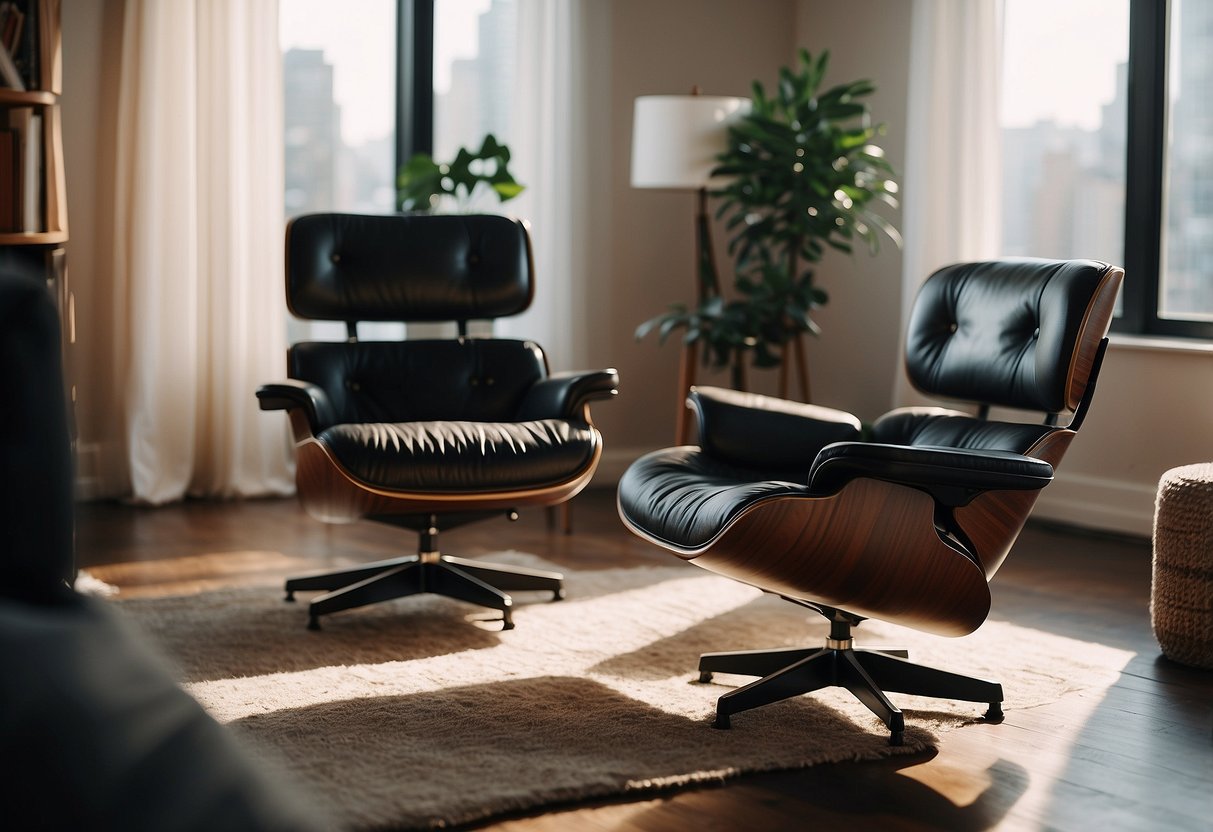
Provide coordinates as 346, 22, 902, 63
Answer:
283, 554, 562, 631
698, 630, 1002, 746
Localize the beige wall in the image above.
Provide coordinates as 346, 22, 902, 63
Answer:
61, 0, 123, 497
59, 0, 1213, 536
591, 0, 799, 467
790, 0, 911, 419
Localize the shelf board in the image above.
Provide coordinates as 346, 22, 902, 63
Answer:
0, 231, 69, 245
0, 89, 57, 106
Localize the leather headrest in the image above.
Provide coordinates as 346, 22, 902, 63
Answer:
285, 213, 534, 322
905, 259, 1122, 413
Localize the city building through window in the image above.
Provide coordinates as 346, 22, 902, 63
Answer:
1002, 0, 1213, 337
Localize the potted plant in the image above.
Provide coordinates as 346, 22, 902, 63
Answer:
397, 134, 524, 213
637, 49, 900, 396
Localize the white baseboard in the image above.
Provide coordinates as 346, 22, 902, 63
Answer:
73, 440, 129, 502
1031, 472, 1156, 539
74, 441, 105, 501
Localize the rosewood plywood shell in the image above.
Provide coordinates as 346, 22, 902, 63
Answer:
1065, 266, 1123, 411
688, 478, 993, 636
956, 430, 1075, 580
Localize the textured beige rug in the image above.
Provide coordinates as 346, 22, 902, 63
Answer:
114, 553, 1131, 831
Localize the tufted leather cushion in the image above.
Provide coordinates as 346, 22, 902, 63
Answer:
906, 259, 1114, 413
690, 386, 861, 470
617, 448, 811, 553
290, 339, 546, 428
319, 419, 598, 492
286, 213, 533, 322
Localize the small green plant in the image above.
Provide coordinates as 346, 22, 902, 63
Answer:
397, 134, 524, 212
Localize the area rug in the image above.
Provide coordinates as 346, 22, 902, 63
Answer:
113, 553, 1131, 831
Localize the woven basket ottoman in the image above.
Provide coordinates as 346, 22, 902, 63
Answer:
1152, 463, 1213, 669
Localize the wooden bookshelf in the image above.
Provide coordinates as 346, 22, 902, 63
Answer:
0, 1, 66, 243
0, 0, 72, 422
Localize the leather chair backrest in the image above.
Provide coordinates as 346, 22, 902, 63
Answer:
289, 339, 547, 427
285, 213, 534, 322
905, 259, 1121, 414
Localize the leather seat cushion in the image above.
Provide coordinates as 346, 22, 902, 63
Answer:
318, 419, 599, 492
618, 447, 810, 553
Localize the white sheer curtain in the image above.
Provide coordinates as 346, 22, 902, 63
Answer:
494, 0, 590, 371
109, 0, 293, 503
897, 0, 1004, 404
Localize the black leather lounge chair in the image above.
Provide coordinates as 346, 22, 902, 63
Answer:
258, 213, 618, 630
617, 258, 1123, 744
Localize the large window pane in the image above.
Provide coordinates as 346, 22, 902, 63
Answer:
280, 0, 397, 217
1160, 0, 1213, 320
1000, 1, 1130, 268
280, 0, 400, 342
432, 0, 517, 210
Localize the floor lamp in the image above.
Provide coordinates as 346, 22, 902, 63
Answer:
631, 92, 749, 444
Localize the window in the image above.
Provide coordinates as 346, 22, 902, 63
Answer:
999, 1, 1130, 285
280, 0, 518, 220
433, 0, 518, 165
1157, 0, 1213, 323
1001, 0, 1213, 338
280, 0, 399, 217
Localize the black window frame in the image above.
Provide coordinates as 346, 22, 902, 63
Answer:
1119, 0, 1213, 338
395, 0, 435, 191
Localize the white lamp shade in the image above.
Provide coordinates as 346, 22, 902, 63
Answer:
630, 95, 751, 190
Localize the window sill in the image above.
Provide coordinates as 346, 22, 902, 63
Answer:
1108, 332, 1213, 355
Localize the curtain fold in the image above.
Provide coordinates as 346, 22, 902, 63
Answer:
896, 0, 1004, 406
110, 0, 293, 503
495, 0, 590, 371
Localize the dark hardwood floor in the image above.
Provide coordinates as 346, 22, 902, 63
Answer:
77, 490, 1213, 832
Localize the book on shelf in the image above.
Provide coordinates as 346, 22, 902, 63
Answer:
0, 2, 23, 52
0, 127, 15, 230
0, 0, 37, 91
0, 38, 22, 90
5, 105, 42, 232
0, 1, 58, 93
37, 0, 57, 94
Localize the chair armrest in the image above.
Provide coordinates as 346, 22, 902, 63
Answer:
256, 380, 335, 433
691, 386, 861, 470
516, 369, 619, 420
808, 442, 1054, 506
